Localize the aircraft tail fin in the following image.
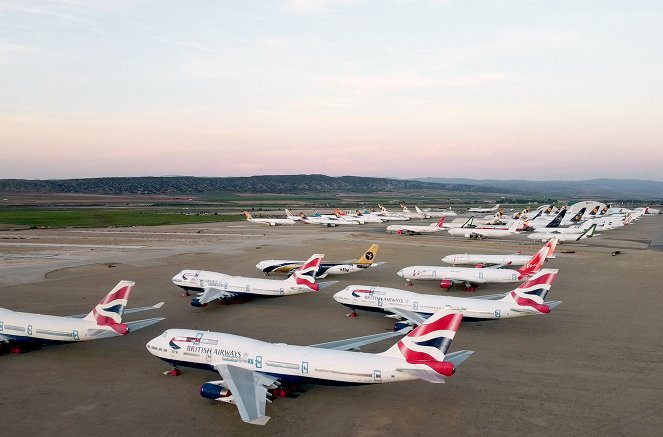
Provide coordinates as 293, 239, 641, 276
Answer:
499, 269, 558, 313
544, 237, 558, 259
576, 224, 597, 240
243, 211, 253, 221
516, 243, 549, 277
285, 209, 296, 219
299, 212, 308, 220
83, 280, 135, 334
435, 217, 446, 228
546, 209, 566, 228
355, 244, 379, 265
570, 207, 586, 222
285, 254, 324, 291
382, 310, 466, 381
461, 216, 474, 228
508, 220, 520, 233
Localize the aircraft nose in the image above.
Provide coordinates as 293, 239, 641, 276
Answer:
396, 269, 404, 278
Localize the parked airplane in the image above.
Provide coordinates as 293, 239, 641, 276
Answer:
443, 216, 475, 229
334, 269, 560, 324
243, 212, 296, 226
386, 217, 446, 235
448, 220, 520, 239
284, 209, 302, 221
334, 209, 383, 224
0, 281, 164, 354
421, 207, 457, 218
468, 204, 500, 213
527, 224, 598, 243
529, 220, 595, 235
376, 204, 409, 221
526, 209, 566, 230
397, 244, 549, 290
172, 254, 337, 307
400, 204, 430, 219
298, 213, 354, 227
146, 308, 472, 425
442, 239, 557, 267
256, 244, 384, 278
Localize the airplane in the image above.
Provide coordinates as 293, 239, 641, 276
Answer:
243, 212, 296, 226
397, 243, 549, 291
284, 209, 303, 221
527, 224, 598, 243
146, 308, 473, 425
255, 244, 385, 278
400, 204, 430, 219
334, 209, 383, 224
376, 204, 409, 221
172, 254, 338, 307
528, 219, 596, 235
334, 269, 560, 324
526, 209, 567, 230
448, 220, 520, 239
297, 213, 354, 227
420, 207, 457, 218
467, 203, 500, 213
442, 239, 557, 267
0, 281, 164, 354
443, 216, 475, 229
386, 217, 446, 235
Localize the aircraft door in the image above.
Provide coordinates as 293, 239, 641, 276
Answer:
27, 325, 32, 336
255, 356, 262, 368
301, 361, 308, 374
373, 370, 382, 382
0, 321, 3, 332
413, 301, 419, 311
72, 330, 80, 340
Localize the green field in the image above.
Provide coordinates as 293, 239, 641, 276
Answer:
0, 209, 243, 228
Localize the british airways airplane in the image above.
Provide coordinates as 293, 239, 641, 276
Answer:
0, 281, 164, 354
172, 254, 337, 307
146, 308, 473, 425
334, 269, 560, 325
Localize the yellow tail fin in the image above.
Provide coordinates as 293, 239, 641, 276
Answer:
355, 244, 379, 265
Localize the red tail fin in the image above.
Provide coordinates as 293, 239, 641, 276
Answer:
516, 245, 548, 277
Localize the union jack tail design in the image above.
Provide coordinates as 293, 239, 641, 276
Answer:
502, 269, 558, 313
382, 310, 462, 376
516, 244, 549, 277
83, 280, 134, 334
286, 254, 323, 291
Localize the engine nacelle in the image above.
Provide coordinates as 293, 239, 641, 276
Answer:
191, 298, 208, 308
440, 279, 453, 289
200, 382, 231, 400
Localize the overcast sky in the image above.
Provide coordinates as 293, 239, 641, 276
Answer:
1, 1, 662, 180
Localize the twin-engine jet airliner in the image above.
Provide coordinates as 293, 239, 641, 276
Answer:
0, 281, 164, 353
146, 308, 472, 425
172, 254, 337, 307
448, 220, 520, 239
468, 204, 500, 213
386, 217, 447, 235
528, 223, 598, 243
334, 269, 560, 324
397, 244, 549, 290
442, 239, 557, 267
255, 244, 384, 278
243, 212, 296, 226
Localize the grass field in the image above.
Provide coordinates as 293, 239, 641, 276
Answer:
0, 209, 243, 228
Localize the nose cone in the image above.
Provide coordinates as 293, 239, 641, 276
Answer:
397, 269, 405, 278
441, 256, 451, 263
332, 287, 348, 301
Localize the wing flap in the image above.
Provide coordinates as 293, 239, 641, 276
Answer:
443, 350, 474, 367
197, 287, 235, 304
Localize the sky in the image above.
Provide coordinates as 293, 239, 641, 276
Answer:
1, 0, 662, 181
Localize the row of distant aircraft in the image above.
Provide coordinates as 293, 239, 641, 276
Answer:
2, 202, 653, 426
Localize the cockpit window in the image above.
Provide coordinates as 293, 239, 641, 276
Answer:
161, 331, 168, 338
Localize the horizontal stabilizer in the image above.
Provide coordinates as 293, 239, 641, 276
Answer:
317, 281, 339, 290
68, 301, 164, 318
396, 368, 447, 383
310, 328, 410, 351
444, 350, 474, 367
126, 317, 165, 332
545, 300, 562, 310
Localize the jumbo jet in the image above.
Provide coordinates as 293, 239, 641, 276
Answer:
243, 212, 296, 226
448, 220, 520, 239
376, 204, 409, 221
386, 217, 446, 235
468, 204, 500, 213
442, 239, 557, 267
334, 269, 560, 325
146, 308, 473, 425
255, 244, 385, 278
334, 209, 383, 224
528, 224, 598, 243
397, 244, 548, 291
0, 281, 164, 354
172, 254, 337, 307
400, 204, 431, 219
297, 213, 354, 227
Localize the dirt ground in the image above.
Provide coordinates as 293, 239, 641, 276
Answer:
1, 216, 662, 436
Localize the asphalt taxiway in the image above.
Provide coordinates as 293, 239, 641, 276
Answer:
1, 216, 662, 436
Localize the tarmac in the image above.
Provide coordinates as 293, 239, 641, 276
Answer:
1, 216, 662, 436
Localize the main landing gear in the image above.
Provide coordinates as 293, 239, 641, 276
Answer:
346, 311, 358, 318
164, 367, 182, 376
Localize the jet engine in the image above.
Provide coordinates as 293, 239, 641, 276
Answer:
200, 382, 235, 404
190, 298, 208, 308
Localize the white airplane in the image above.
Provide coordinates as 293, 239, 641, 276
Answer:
243, 212, 296, 226
397, 244, 548, 290
421, 207, 457, 218
448, 220, 520, 239
442, 239, 557, 267
376, 204, 409, 221
146, 308, 473, 425
443, 216, 475, 229
386, 217, 446, 235
255, 244, 385, 278
172, 254, 337, 307
526, 209, 567, 230
334, 269, 560, 324
297, 212, 354, 227
400, 204, 430, 219
284, 209, 303, 221
528, 224, 598, 243
334, 209, 383, 224
0, 281, 164, 354
468, 203, 500, 213
529, 220, 596, 235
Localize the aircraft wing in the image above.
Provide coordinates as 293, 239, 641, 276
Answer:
126, 317, 165, 332
215, 364, 278, 426
309, 328, 410, 351
197, 287, 237, 304
385, 307, 427, 325
68, 302, 164, 318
